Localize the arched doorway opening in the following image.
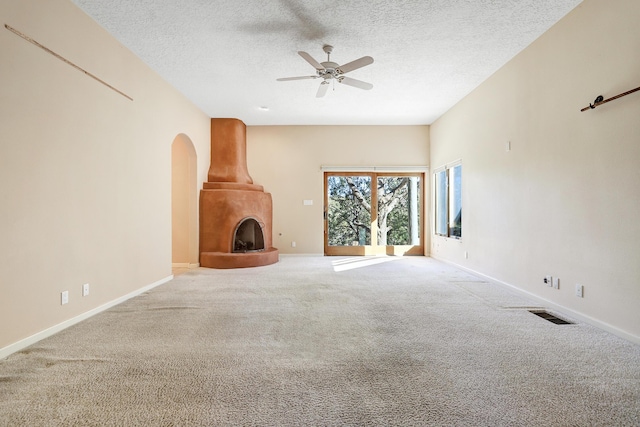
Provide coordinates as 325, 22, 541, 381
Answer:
171, 134, 198, 268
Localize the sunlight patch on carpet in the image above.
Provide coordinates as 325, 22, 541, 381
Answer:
332, 256, 402, 272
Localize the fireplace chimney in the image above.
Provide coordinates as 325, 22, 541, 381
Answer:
207, 118, 253, 184
199, 118, 279, 268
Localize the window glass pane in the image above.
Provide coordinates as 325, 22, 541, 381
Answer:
409, 176, 421, 245
327, 175, 371, 246
449, 165, 462, 238
435, 170, 447, 235
377, 176, 421, 245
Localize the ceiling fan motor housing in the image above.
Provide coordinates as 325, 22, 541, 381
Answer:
319, 61, 341, 79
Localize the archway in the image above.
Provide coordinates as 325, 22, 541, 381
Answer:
171, 134, 198, 267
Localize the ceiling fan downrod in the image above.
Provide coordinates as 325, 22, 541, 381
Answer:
323, 44, 333, 62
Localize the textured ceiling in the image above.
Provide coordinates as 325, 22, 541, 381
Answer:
71, 0, 583, 125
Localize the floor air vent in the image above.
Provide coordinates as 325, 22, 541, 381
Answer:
529, 310, 573, 325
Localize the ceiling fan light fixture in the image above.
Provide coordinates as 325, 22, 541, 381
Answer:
277, 45, 374, 97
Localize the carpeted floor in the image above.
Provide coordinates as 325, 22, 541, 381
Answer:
1, 256, 639, 426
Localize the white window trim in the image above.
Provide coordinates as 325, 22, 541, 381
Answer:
321, 165, 429, 173
432, 159, 462, 174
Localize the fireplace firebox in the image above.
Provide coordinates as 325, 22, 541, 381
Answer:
233, 218, 265, 253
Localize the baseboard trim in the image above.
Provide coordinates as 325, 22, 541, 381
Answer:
172, 263, 200, 268
0, 275, 174, 360
431, 256, 640, 345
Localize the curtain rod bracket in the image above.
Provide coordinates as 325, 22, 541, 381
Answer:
589, 95, 603, 109
581, 86, 639, 112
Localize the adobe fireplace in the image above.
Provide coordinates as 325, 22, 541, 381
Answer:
199, 118, 279, 268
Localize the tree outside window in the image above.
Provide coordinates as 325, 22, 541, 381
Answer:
326, 173, 421, 248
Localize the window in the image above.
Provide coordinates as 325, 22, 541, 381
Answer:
434, 163, 462, 239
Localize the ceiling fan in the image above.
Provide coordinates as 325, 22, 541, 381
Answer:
277, 45, 374, 98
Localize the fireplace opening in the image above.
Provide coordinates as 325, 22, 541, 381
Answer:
233, 218, 265, 253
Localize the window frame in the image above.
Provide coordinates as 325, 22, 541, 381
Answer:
433, 161, 462, 240
323, 171, 425, 256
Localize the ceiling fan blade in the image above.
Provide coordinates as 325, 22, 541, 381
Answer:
337, 56, 374, 74
298, 51, 325, 71
277, 76, 318, 81
316, 82, 329, 98
339, 76, 373, 90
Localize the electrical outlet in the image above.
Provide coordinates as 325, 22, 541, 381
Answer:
575, 284, 584, 298
552, 277, 560, 289
291, 241, 296, 248
82, 283, 90, 296
61, 291, 69, 305
544, 276, 552, 287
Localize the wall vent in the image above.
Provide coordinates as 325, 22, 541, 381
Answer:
529, 310, 573, 325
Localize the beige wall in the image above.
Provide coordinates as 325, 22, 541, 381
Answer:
0, 0, 210, 352
430, 0, 640, 341
247, 126, 430, 254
